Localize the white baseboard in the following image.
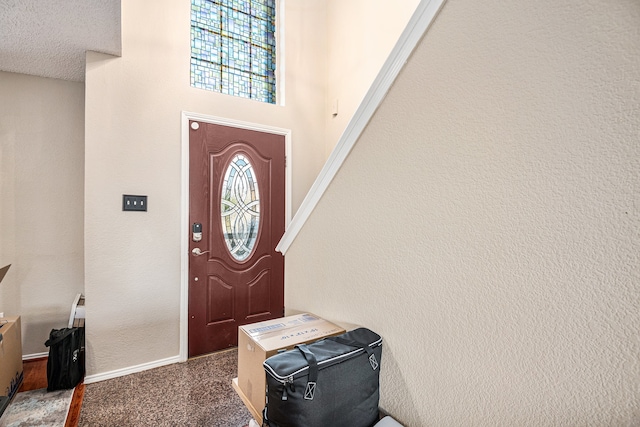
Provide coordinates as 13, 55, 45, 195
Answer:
84, 355, 182, 384
23, 352, 48, 360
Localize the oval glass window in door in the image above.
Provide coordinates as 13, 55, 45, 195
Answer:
220, 154, 260, 261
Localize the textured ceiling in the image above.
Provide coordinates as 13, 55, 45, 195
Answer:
0, 0, 121, 82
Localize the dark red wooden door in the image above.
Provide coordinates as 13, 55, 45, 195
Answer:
188, 121, 285, 357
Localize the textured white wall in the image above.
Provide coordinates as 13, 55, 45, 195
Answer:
0, 71, 85, 355
84, 0, 330, 375
284, 0, 640, 425
325, 0, 420, 157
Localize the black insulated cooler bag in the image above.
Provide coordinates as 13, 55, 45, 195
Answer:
44, 327, 85, 391
263, 327, 382, 427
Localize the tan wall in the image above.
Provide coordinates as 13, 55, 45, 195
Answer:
83, 0, 331, 375
0, 0, 417, 370
284, 0, 640, 425
325, 0, 420, 157
0, 71, 85, 355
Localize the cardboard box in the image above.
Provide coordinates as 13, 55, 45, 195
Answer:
231, 377, 261, 423
237, 313, 345, 423
0, 316, 23, 399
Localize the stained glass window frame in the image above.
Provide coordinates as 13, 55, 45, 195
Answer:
191, 0, 277, 104
220, 153, 261, 261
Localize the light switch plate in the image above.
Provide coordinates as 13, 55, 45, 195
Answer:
123, 195, 147, 211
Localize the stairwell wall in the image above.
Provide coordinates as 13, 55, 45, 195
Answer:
284, 0, 640, 424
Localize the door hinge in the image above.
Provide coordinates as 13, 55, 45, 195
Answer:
284, 156, 287, 167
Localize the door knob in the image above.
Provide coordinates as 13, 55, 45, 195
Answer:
192, 248, 210, 256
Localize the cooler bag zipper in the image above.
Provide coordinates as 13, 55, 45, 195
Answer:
264, 336, 383, 401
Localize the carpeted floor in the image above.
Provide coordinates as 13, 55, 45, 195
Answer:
78, 348, 251, 427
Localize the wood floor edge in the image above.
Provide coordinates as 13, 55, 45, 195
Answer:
64, 383, 85, 427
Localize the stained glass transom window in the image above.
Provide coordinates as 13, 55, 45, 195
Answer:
191, 0, 276, 104
221, 154, 260, 261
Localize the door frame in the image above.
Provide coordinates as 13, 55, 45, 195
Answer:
180, 111, 292, 362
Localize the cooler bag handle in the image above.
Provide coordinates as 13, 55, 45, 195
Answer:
326, 336, 379, 371
44, 328, 76, 347
295, 344, 318, 400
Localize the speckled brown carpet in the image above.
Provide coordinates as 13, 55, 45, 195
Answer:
78, 348, 251, 427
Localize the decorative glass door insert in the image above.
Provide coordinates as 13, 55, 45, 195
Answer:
220, 153, 260, 261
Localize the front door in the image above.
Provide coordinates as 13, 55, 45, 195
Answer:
188, 120, 285, 357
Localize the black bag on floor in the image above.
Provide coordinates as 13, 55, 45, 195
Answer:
263, 328, 382, 427
44, 327, 84, 391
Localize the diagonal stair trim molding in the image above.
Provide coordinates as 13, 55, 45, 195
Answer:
276, 0, 446, 254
